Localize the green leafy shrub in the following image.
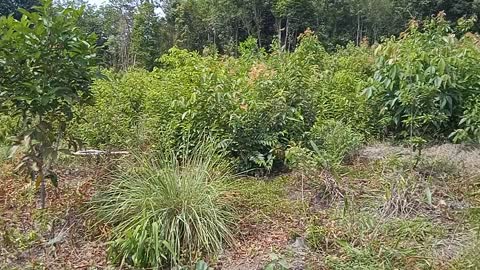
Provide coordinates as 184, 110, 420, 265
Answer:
451, 95, 480, 143
75, 70, 150, 149
366, 14, 480, 142
76, 31, 371, 173
143, 48, 238, 156
91, 143, 233, 268
308, 120, 364, 168
284, 144, 318, 171
314, 43, 376, 135
83, 35, 328, 173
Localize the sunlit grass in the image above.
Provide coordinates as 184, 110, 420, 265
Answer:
90, 143, 234, 268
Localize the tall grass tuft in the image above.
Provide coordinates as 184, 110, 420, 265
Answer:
90, 143, 234, 268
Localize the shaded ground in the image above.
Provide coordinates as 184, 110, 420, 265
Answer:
1, 143, 480, 269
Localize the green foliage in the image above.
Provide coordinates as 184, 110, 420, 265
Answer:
91, 143, 233, 268
77, 19, 478, 175
311, 42, 376, 136
366, 14, 480, 142
308, 120, 364, 168
284, 145, 317, 171
0, 0, 97, 120
131, 1, 162, 70
0, 0, 39, 18
238, 36, 264, 59
285, 121, 365, 171
82, 32, 361, 173
305, 224, 327, 250
0, 0, 98, 207
0, 115, 18, 144
75, 70, 149, 149
51, 0, 480, 69
76, 30, 378, 173
452, 95, 480, 143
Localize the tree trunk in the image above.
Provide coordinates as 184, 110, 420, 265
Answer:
39, 162, 46, 209
356, 13, 361, 46
284, 17, 289, 50
277, 18, 282, 51
235, 26, 239, 56
253, 5, 262, 47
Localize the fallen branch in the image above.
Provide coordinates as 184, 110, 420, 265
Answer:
72, 150, 129, 156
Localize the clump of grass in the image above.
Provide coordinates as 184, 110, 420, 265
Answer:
305, 217, 334, 252
231, 176, 304, 222
311, 170, 345, 204
309, 119, 364, 169
380, 173, 421, 218
90, 144, 234, 268
317, 209, 443, 269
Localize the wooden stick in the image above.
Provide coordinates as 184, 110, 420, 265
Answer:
72, 150, 129, 156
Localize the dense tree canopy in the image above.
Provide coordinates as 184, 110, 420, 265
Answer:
0, 0, 40, 18
40, 0, 477, 69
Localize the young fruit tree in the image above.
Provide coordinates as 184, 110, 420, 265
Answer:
0, 0, 98, 208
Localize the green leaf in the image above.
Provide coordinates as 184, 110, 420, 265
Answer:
45, 172, 58, 188
162, 240, 177, 259
362, 86, 374, 99
438, 58, 446, 74
434, 76, 443, 88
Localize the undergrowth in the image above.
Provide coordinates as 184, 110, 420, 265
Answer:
231, 176, 305, 222
90, 144, 234, 268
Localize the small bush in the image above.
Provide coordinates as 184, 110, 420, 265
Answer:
309, 120, 364, 168
91, 144, 233, 268
75, 70, 150, 149
284, 145, 317, 171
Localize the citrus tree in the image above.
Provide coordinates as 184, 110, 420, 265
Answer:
0, 0, 98, 208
